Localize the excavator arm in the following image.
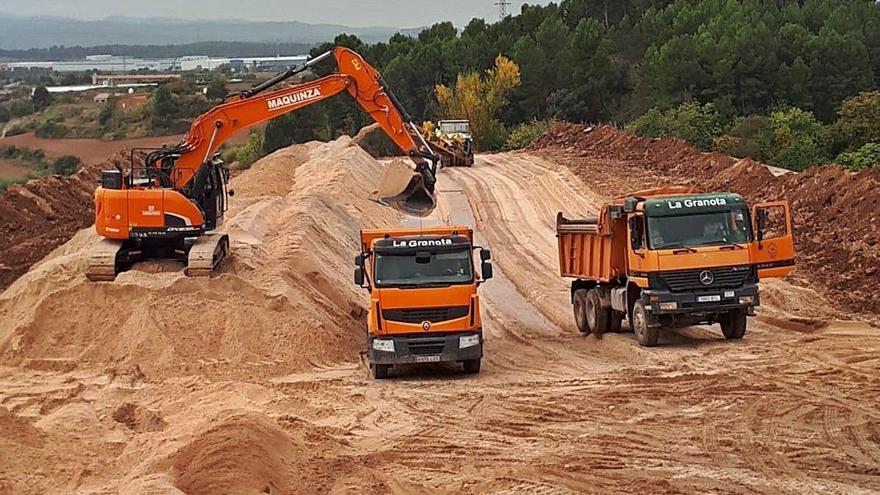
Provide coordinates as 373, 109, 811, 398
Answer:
158, 47, 437, 214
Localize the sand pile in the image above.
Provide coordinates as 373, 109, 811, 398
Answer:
0, 137, 404, 494
530, 123, 880, 314
0, 138, 400, 378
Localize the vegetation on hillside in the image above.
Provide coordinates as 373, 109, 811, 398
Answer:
231, 0, 880, 171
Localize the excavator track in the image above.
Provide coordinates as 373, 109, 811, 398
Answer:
185, 233, 230, 277
86, 239, 125, 282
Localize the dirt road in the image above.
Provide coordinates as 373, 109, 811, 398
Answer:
0, 142, 878, 494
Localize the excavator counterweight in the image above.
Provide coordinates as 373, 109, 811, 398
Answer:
87, 46, 438, 281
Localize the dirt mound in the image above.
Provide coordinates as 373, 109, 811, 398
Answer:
0, 138, 400, 379
0, 137, 404, 494
530, 123, 880, 315
0, 160, 102, 290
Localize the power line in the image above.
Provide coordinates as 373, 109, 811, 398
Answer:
494, 0, 510, 20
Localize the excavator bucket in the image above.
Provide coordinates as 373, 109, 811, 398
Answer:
376, 160, 436, 217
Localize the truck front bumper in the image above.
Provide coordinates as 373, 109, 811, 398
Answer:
368, 331, 483, 365
643, 284, 759, 315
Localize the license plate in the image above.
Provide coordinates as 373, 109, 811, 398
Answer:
414, 355, 441, 363
698, 295, 721, 303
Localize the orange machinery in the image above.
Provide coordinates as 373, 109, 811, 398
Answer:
556, 187, 795, 346
88, 47, 439, 281
354, 226, 493, 378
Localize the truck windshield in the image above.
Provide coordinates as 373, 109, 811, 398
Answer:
647, 209, 752, 250
375, 249, 473, 287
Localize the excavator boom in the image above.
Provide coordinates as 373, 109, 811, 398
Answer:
88, 46, 438, 282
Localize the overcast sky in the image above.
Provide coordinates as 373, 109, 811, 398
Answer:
1, 0, 550, 28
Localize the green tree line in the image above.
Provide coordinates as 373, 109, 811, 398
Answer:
223, 1, 880, 172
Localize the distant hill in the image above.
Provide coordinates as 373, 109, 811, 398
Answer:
0, 15, 422, 52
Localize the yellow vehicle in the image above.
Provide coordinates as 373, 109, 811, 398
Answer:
557, 187, 795, 346
355, 226, 493, 378
422, 120, 475, 167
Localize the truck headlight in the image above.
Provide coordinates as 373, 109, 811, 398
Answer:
372, 339, 394, 352
739, 296, 755, 305
459, 334, 480, 349
658, 301, 678, 311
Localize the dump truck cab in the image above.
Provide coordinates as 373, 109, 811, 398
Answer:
557, 187, 795, 346
355, 226, 493, 378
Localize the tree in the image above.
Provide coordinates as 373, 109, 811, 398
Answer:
262, 104, 330, 155
150, 85, 175, 130
808, 27, 873, 121
833, 91, 880, 151
205, 76, 228, 101
0, 105, 10, 123
837, 142, 880, 171
32, 85, 52, 111
766, 107, 831, 171
435, 55, 521, 150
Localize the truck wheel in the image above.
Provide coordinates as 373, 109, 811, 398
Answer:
372, 364, 390, 379
632, 300, 659, 347
586, 288, 610, 335
721, 309, 747, 339
609, 310, 625, 333
573, 289, 590, 334
463, 359, 481, 374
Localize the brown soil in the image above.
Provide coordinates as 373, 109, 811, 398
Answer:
0, 159, 32, 180
0, 159, 105, 290
530, 123, 880, 316
0, 133, 183, 163
0, 138, 877, 494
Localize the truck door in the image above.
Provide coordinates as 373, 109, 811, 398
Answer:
751, 200, 795, 278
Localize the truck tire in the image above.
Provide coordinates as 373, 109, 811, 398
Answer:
609, 310, 625, 333
573, 289, 590, 334
721, 309, 747, 339
463, 359, 481, 374
632, 300, 659, 347
372, 364, 390, 379
586, 288, 610, 335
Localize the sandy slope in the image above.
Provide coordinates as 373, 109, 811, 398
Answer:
0, 141, 878, 494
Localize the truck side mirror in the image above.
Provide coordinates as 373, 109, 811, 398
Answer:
354, 267, 365, 286
481, 261, 494, 281
623, 196, 639, 213
480, 249, 492, 261
354, 254, 364, 267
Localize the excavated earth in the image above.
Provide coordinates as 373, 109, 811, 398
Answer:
0, 134, 878, 494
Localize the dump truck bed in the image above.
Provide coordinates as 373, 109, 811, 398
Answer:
556, 212, 626, 282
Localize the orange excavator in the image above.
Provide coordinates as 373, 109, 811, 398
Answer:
87, 47, 439, 281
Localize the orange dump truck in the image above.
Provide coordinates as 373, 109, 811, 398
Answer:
355, 226, 493, 378
557, 187, 795, 346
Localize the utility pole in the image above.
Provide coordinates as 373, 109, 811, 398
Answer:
494, 0, 510, 20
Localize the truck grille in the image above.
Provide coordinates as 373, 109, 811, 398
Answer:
659, 266, 750, 292
407, 338, 447, 355
383, 306, 469, 324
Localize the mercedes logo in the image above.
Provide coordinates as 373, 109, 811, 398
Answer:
699, 270, 714, 285
421, 321, 431, 331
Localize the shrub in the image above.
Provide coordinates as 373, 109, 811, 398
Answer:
35, 120, 68, 138
627, 102, 726, 151
51, 155, 81, 176
504, 119, 551, 150
837, 142, 880, 171
233, 130, 265, 169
